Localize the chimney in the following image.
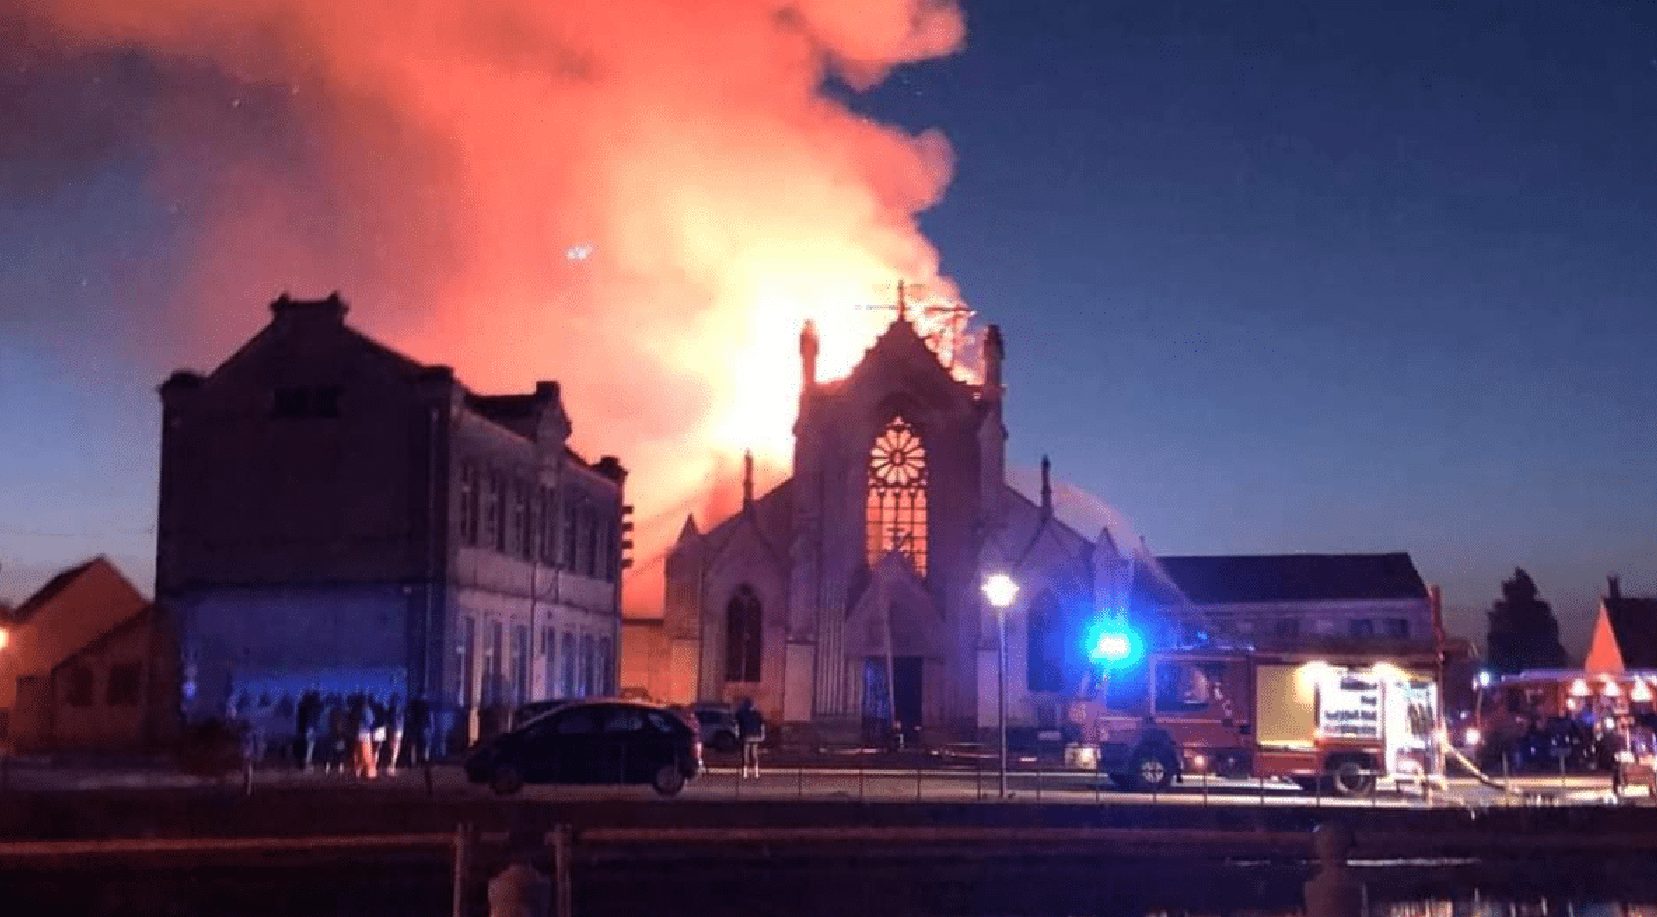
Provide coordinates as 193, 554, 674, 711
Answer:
270, 291, 348, 322
1608, 574, 1622, 601
1039, 454, 1053, 517
741, 449, 755, 511
799, 320, 819, 389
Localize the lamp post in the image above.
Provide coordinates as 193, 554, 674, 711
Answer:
981, 573, 1018, 799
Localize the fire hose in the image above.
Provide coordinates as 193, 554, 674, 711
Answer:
1436, 735, 1525, 797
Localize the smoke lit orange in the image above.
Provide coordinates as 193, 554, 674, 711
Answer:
26, 0, 969, 609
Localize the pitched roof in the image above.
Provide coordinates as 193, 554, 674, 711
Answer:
1602, 595, 1657, 670
9, 558, 101, 624
1153, 552, 1427, 605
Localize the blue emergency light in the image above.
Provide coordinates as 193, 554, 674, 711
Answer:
1085, 618, 1142, 668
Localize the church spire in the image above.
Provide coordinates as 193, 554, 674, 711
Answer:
1040, 454, 1053, 516
742, 449, 755, 510
984, 324, 1004, 397
896, 278, 908, 322
799, 319, 819, 388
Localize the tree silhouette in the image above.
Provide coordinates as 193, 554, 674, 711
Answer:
1485, 568, 1568, 674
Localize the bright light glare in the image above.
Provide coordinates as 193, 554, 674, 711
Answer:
1463, 727, 1483, 747
1477, 670, 1493, 688
1086, 618, 1141, 667
0, 627, 8, 651
1093, 633, 1132, 662
980, 573, 1019, 609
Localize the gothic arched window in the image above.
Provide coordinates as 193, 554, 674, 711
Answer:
866, 416, 929, 575
725, 586, 763, 683
1026, 589, 1065, 692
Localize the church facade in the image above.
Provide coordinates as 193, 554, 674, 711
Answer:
655, 309, 1441, 745
660, 311, 1138, 744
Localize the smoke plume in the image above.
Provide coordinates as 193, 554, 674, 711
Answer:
16, 0, 967, 611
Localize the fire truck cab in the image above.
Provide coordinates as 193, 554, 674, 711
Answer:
1070, 647, 1442, 796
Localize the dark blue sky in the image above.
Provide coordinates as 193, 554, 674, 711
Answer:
856, 0, 1657, 649
4, 0, 1656, 651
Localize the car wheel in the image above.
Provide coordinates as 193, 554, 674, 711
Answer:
1329, 760, 1375, 797
1130, 749, 1176, 791
711, 732, 739, 754
652, 763, 686, 797
490, 764, 525, 796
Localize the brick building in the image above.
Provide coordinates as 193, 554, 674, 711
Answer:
158, 293, 627, 746
0, 557, 177, 753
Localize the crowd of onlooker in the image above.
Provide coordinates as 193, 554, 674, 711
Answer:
222, 691, 437, 779
1477, 702, 1657, 779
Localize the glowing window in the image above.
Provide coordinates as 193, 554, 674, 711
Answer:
866, 417, 928, 576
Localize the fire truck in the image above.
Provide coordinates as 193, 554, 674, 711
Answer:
1066, 645, 1443, 796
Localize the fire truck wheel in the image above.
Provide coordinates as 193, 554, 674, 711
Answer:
1130, 749, 1177, 791
1329, 759, 1375, 797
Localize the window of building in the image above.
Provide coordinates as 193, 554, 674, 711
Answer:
538, 487, 558, 565
865, 416, 928, 575
458, 616, 477, 707
458, 463, 480, 546
107, 663, 142, 706
1349, 619, 1376, 638
312, 386, 342, 417
562, 497, 579, 569
489, 473, 508, 552
724, 585, 763, 684
580, 635, 596, 696
65, 665, 95, 707
270, 385, 341, 419
603, 521, 619, 583
1026, 589, 1064, 693
553, 626, 566, 696
272, 387, 309, 418
1384, 618, 1410, 639
583, 505, 600, 578
485, 620, 504, 705
598, 637, 613, 695
512, 482, 533, 561
1273, 618, 1300, 638
511, 625, 530, 706
561, 632, 576, 697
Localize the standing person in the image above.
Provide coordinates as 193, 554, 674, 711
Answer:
295, 690, 322, 771
736, 699, 764, 779
369, 695, 389, 769
350, 695, 378, 780
325, 695, 349, 773
384, 695, 406, 776
406, 694, 434, 766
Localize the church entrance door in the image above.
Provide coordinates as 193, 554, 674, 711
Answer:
861, 656, 924, 748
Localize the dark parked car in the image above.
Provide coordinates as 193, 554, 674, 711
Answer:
465, 700, 701, 796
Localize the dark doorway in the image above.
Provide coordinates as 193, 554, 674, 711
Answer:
893, 656, 923, 745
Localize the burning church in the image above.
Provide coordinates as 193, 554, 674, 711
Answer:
656, 298, 1144, 746
648, 298, 1439, 747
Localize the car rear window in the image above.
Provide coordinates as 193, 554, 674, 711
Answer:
695, 710, 721, 724
646, 711, 680, 734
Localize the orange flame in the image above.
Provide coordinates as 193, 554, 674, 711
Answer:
25, 0, 970, 607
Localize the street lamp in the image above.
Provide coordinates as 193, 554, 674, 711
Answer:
980, 573, 1018, 799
